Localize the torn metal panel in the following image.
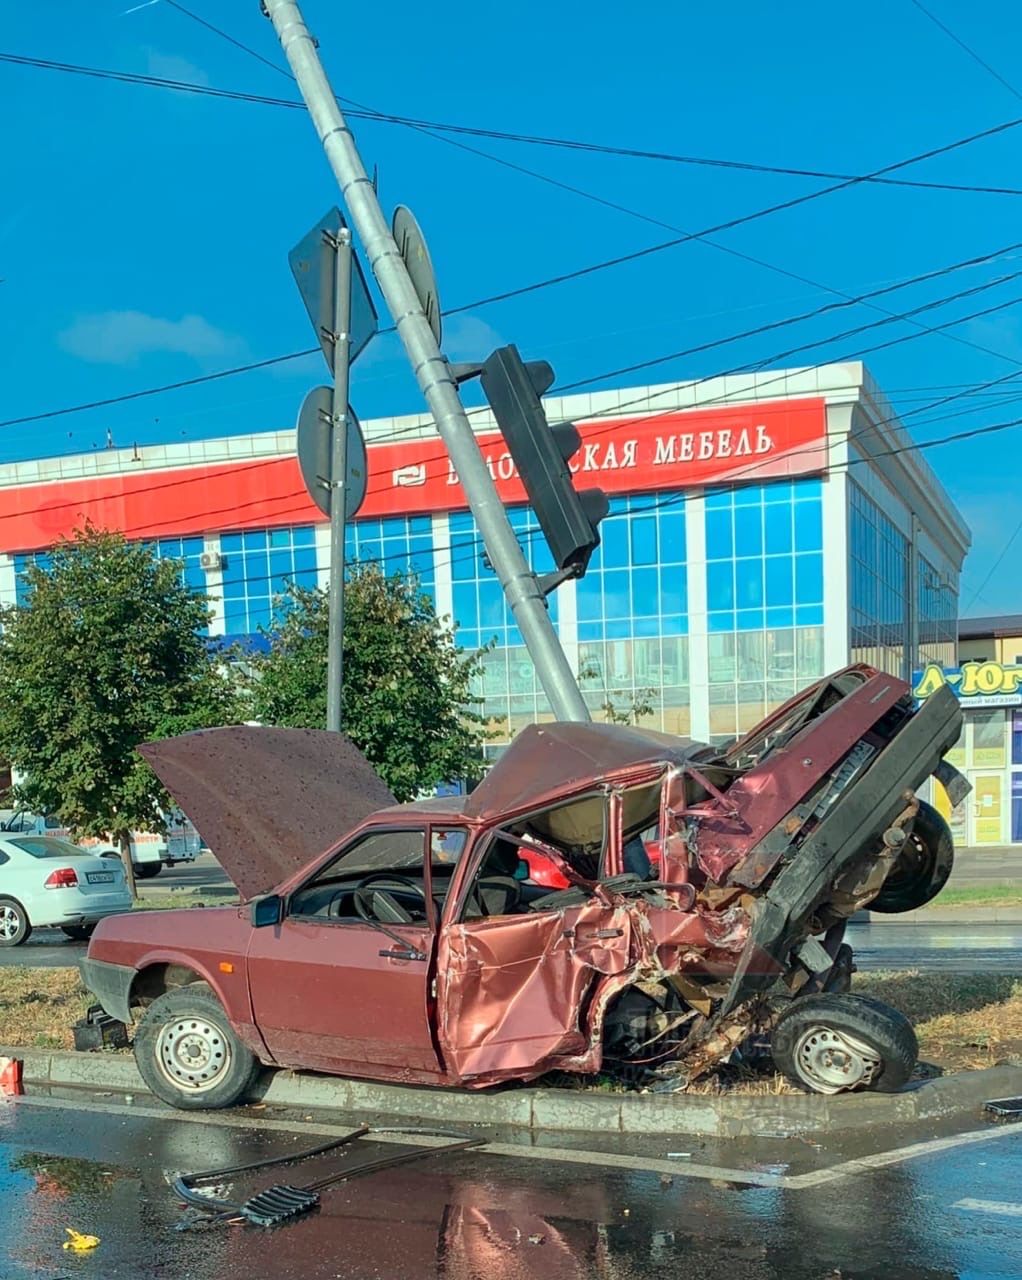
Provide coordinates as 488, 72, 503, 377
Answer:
139, 726, 396, 900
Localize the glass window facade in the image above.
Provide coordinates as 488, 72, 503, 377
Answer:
453, 505, 560, 735
705, 478, 825, 742
849, 482, 910, 677
221, 525, 318, 637
345, 514, 436, 603
917, 553, 956, 668
13, 552, 51, 605
576, 495, 689, 738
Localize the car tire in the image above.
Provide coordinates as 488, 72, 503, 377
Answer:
869, 801, 954, 914
61, 924, 96, 942
0, 897, 31, 947
134, 863, 162, 880
771, 993, 918, 1095
134, 983, 259, 1111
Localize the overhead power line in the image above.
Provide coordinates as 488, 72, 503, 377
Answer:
6, 47, 1022, 199
909, 0, 1022, 103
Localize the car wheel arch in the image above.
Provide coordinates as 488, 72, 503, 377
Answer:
129, 961, 216, 1013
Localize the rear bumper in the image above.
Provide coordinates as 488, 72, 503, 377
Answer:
79, 957, 134, 1024
52, 902, 132, 925
720, 683, 963, 1015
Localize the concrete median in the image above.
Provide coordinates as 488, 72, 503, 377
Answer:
5, 1044, 1019, 1138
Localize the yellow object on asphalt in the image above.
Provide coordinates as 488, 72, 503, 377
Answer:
62, 1228, 100, 1251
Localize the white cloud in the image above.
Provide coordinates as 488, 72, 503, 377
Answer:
58, 311, 245, 365
442, 314, 507, 362
145, 50, 209, 86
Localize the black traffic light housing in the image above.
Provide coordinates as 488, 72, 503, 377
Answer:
476, 346, 608, 581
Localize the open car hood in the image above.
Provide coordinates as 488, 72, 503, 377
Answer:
139, 726, 396, 901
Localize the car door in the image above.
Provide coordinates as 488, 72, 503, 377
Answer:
245, 826, 441, 1077
435, 826, 632, 1084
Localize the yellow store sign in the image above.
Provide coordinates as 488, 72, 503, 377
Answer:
913, 661, 1022, 708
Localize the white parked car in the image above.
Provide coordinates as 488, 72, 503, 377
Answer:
0, 834, 133, 946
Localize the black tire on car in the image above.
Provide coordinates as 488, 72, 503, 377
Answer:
0, 896, 31, 947
771, 993, 918, 1095
869, 800, 954, 914
61, 924, 96, 942
133, 982, 260, 1110
134, 863, 162, 880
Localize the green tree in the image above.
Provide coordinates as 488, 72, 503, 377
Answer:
0, 527, 239, 896
243, 567, 487, 801
578, 658, 656, 726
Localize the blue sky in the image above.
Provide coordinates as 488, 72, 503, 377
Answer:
3, 1, 1022, 616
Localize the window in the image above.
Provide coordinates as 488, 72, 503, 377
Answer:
8, 837, 85, 859
431, 828, 468, 867
221, 525, 318, 637
849, 483, 910, 677
289, 829, 428, 922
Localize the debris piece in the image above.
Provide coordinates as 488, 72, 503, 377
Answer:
659, 1174, 674, 1187
0, 1056, 23, 1096
527, 1233, 545, 1245
984, 1097, 1022, 1124
667, 1152, 692, 1160
240, 1185, 319, 1227
63, 1228, 100, 1252
73, 1005, 128, 1052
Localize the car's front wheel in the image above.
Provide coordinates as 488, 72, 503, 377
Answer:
134, 863, 162, 880
771, 993, 918, 1094
134, 983, 259, 1110
0, 897, 31, 947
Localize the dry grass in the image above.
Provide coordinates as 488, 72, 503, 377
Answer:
920, 883, 1022, 910
854, 970, 1022, 1072
3, 967, 1021, 1087
0, 967, 91, 1050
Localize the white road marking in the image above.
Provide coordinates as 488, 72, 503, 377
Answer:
9, 1093, 1022, 1192
953, 1198, 1022, 1217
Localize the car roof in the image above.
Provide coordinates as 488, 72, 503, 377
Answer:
462, 722, 706, 822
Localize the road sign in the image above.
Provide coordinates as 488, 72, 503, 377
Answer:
289, 208, 378, 370
392, 205, 442, 346
296, 385, 367, 520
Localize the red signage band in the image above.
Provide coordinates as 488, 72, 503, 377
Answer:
0, 398, 826, 553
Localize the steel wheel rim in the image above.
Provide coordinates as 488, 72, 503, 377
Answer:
792, 1025, 881, 1094
156, 1016, 232, 1093
0, 905, 22, 940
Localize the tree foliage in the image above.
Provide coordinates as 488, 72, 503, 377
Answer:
243, 567, 487, 801
0, 527, 238, 859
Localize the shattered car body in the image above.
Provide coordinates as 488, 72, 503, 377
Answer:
81, 664, 967, 1106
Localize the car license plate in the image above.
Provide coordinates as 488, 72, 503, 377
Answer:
86, 872, 114, 884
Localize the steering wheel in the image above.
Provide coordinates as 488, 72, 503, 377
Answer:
353, 873, 430, 923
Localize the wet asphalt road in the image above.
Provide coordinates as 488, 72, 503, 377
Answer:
5, 919, 1022, 972
1, 1091, 1020, 1279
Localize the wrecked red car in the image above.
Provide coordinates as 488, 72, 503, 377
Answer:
80, 664, 966, 1110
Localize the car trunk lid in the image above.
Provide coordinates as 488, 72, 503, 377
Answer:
138, 726, 396, 900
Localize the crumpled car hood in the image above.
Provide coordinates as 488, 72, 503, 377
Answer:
139, 726, 395, 900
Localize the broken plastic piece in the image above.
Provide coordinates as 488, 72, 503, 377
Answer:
240, 1185, 320, 1227
0, 1056, 23, 1096
63, 1228, 100, 1252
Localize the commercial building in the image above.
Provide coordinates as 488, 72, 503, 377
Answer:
0, 361, 968, 757
914, 615, 1022, 847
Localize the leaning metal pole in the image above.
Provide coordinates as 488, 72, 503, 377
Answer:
263, 0, 590, 723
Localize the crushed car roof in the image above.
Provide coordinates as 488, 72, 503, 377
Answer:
139, 726, 396, 900
463, 722, 705, 822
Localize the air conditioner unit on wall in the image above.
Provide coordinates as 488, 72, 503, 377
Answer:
199, 551, 223, 572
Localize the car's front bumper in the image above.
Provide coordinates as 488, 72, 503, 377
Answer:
79, 957, 134, 1024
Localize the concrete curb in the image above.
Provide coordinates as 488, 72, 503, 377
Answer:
5, 1046, 1019, 1137
854, 907, 1022, 925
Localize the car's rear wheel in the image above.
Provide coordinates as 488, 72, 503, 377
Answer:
0, 897, 30, 947
61, 923, 96, 942
134, 983, 259, 1110
869, 800, 954, 914
771, 993, 917, 1094
134, 863, 162, 880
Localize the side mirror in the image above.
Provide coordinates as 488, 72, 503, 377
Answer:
250, 894, 283, 928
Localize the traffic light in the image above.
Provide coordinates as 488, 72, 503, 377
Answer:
480, 346, 608, 578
